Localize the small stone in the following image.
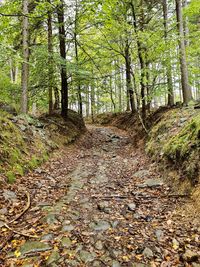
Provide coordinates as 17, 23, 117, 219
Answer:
45, 214, 58, 225
133, 170, 150, 179
62, 225, 74, 232
0, 221, 5, 227
142, 247, 154, 258
79, 250, 95, 263
155, 230, 164, 241
91, 221, 110, 231
95, 240, 104, 250
46, 251, 60, 265
112, 260, 121, 267
20, 241, 51, 255
111, 220, 119, 228
127, 203, 136, 211
0, 208, 8, 215
3, 190, 17, 200
182, 250, 199, 262
61, 237, 72, 248
144, 179, 163, 187
133, 213, 141, 219
41, 234, 54, 241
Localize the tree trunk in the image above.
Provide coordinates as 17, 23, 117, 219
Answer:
21, 0, 29, 113
54, 87, 60, 110
57, 0, 68, 118
48, 0, 53, 115
130, 1, 146, 120
175, 0, 192, 104
162, 0, 174, 106
125, 40, 135, 113
75, 0, 82, 116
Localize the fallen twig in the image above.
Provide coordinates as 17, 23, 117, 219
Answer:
4, 223, 38, 238
10, 191, 31, 224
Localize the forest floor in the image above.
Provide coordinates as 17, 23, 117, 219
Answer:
0, 125, 200, 267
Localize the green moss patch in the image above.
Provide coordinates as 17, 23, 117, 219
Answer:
146, 108, 200, 185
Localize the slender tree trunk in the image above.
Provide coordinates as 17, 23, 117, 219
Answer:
109, 76, 116, 112
90, 84, 95, 123
54, 87, 60, 110
21, 0, 29, 113
57, 0, 68, 118
74, 0, 82, 116
162, 0, 174, 106
48, 0, 53, 115
175, 0, 192, 104
130, 1, 146, 120
125, 40, 135, 113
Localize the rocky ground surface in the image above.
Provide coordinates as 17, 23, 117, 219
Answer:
0, 126, 199, 267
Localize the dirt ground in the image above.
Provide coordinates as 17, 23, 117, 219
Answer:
0, 126, 199, 267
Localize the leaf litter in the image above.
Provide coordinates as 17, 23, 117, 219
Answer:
0, 125, 199, 266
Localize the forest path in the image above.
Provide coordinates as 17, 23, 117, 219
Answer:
2, 126, 199, 266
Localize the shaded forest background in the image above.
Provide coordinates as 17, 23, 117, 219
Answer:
0, 0, 199, 121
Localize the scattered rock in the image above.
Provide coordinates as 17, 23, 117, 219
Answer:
62, 225, 74, 232
0, 208, 8, 215
138, 179, 163, 188
3, 190, 17, 200
112, 260, 121, 267
20, 241, 51, 255
79, 250, 95, 263
46, 250, 60, 265
91, 221, 110, 231
111, 220, 119, 228
95, 240, 104, 250
45, 213, 58, 225
155, 230, 164, 241
97, 202, 111, 213
127, 203, 136, 211
0, 221, 5, 227
133, 170, 150, 179
182, 250, 199, 262
142, 247, 154, 259
144, 179, 163, 187
61, 237, 72, 248
41, 234, 54, 241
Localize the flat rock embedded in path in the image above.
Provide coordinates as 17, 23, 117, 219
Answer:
20, 241, 51, 256
138, 178, 164, 188
46, 250, 60, 265
91, 220, 111, 231
79, 250, 96, 263
142, 247, 154, 259
133, 170, 150, 179
3, 190, 17, 200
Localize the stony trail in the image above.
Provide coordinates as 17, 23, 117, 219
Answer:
1, 126, 199, 267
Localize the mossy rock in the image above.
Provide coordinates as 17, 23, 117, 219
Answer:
6, 171, 16, 184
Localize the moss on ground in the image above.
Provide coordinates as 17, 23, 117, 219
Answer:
146, 108, 200, 185
0, 109, 85, 183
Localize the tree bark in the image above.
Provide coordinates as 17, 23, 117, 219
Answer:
57, 0, 68, 118
75, 0, 83, 116
48, 0, 53, 115
175, 0, 192, 104
21, 0, 29, 113
125, 40, 135, 113
162, 0, 174, 106
130, 1, 146, 119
